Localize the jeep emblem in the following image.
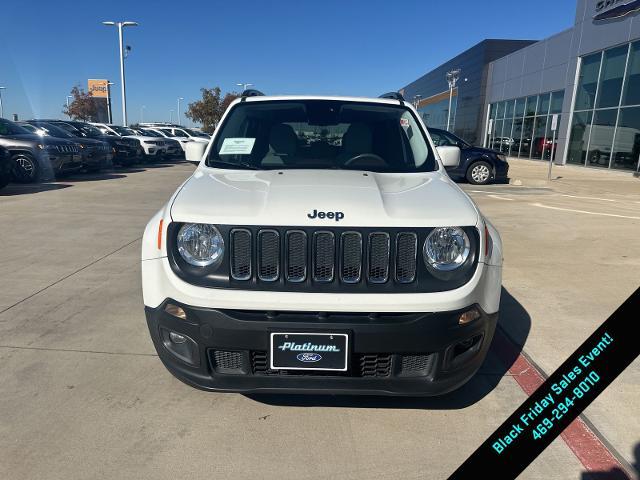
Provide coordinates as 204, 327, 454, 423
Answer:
307, 209, 344, 221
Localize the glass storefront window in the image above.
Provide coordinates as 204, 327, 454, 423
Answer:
497, 101, 506, 119
596, 45, 628, 109
586, 109, 617, 168
612, 107, 640, 170
622, 41, 640, 106
531, 116, 548, 159
525, 96, 537, 116
575, 53, 602, 111
567, 111, 593, 165
502, 117, 514, 154
515, 98, 525, 117
520, 117, 535, 157
550, 90, 564, 113
538, 93, 551, 116
505, 99, 515, 119
510, 118, 523, 156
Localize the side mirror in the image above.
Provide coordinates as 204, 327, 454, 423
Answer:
185, 141, 207, 164
436, 145, 461, 168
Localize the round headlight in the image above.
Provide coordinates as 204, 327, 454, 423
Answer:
177, 223, 224, 267
423, 227, 470, 271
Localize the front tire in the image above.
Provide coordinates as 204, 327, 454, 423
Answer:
11, 153, 40, 183
466, 160, 492, 185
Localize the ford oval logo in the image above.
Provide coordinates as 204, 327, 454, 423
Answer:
297, 352, 322, 363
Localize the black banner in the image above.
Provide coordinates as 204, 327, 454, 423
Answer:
449, 287, 640, 479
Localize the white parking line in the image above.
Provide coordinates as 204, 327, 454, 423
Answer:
530, 202, 640, 220
559, 194, 617, 202
487, 194, 514, 201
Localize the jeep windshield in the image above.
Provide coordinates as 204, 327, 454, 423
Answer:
207, 100, 437, 172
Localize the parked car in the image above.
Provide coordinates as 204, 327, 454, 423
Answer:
142, 92, 503, 396
429, 128, 509, 185
147, 125, 210, 144
0, 145, 12, 189
141, 127, 191, 155
91, 123, 168, 162
21, 121, 111, 172
44, 120, 140, 167
0, 118, 82, 182
132, 128, 182, 158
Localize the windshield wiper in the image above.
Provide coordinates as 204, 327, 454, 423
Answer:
209, 160, 260, 170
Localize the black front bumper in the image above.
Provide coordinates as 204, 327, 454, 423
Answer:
145, 301, 497, 396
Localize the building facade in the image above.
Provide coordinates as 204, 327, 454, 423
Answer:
484, 0, 640, 172
400, 40, 536, 146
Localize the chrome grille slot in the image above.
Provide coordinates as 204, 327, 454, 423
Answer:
230, 229, 252, 280
313, 231, 335, 282
258, 230, 280, 281
340, 232, 362, 283
395, 232, 418, 283
368, 232, 390, 283
285, 230, 307, 282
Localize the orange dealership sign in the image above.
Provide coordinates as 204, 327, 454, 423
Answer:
88, 79, 109, 98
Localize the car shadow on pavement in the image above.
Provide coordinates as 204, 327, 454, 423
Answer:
60, 172, 127, 182
580, 441, 639, 479
0, 182, 72, 196
246, 287, 531, 410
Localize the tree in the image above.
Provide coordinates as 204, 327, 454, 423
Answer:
63, 86, 98, 121
185, 87, 239, 133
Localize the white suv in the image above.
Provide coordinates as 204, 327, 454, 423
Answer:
91, 123, 168, 159
141, 92, 502, 396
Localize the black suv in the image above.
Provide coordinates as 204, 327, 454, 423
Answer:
0, 118, 83, 182
429, 128, 509, 185
0, 145, 11, 189
21, 121, 111, 172
44, 120, 141, 166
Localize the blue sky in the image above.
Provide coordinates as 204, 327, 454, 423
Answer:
1, 0, 576, 125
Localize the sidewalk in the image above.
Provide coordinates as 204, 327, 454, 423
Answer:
506, 157, 640, 198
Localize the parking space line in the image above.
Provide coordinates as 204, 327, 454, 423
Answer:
487, 195, 514, 201
559, 194, 617, 202
491, 327, 634, 476
530, 203, 640, 220
0, 344, 157, 357
0, 237, 141, 316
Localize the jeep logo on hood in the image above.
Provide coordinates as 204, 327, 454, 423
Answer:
307, 209, 344, 221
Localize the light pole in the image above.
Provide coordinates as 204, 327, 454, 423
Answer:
140, 105, 146, 123
236, 83, 253, 92
169, 109, 174, 123
66, 95, 72, 118
102, 21, 138, 126
0, 87, 6, 118
177, 97, 184, 125
446, 69, 461, 131
107, 81, 114, 123
413, 94, 422, 110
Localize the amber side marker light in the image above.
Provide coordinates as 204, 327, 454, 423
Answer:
484, 223, 493, 258
458, 308, 481, 325
165, 303, 187, 320
157, 219, 163, 250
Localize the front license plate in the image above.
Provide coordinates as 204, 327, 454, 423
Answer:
270, 333, 349, 371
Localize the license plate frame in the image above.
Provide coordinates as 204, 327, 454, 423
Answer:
270, 332, 349, 371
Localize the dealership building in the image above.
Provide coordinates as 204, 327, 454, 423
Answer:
401, 0, 640, 173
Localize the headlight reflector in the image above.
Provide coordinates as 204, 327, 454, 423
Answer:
177, 223, 224, 267
423, 227, 470, 271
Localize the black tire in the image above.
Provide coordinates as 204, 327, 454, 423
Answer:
11, 153, 40, 183
466, 160, 493, 185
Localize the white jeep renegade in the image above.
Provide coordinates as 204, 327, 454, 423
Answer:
141, 91, 503, 396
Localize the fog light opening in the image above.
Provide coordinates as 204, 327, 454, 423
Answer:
453, 334, 483, 358
169, 331, 186, 344
165, 303, 187, 320
458, 308, 481, 325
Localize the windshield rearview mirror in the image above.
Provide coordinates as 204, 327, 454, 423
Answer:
185, 141, 207, 164
436, 145, 460, 168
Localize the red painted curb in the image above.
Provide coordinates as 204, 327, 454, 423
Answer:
491, 327, 629, 476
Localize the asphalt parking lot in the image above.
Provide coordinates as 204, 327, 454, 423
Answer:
0, 159, 638, 479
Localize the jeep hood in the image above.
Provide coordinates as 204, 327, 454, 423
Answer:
170, 169, 479, 227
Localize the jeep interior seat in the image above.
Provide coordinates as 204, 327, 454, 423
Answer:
262, 123, 298, 166
337, 122, 388, 168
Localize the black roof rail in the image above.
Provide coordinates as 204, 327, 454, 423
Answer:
241, 89, 265, 100
378, 92, 405, 103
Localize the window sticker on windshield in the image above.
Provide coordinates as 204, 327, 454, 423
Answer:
219, 138, 255, 155
400, 118, 410, 128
